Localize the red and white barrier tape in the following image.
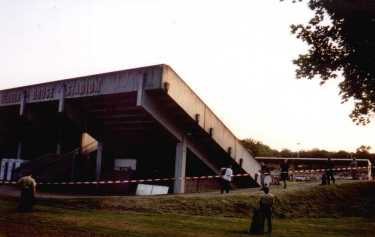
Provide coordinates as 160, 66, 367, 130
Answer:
293, 166, 368, 174
0, 166, 370, 186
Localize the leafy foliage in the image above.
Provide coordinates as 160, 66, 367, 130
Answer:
241, 138, 279, 157
241, 138, 374, 160
285, 0, 375, 124
356, 144, 371, 156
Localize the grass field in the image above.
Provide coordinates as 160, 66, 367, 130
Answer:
0, 182, 374, 237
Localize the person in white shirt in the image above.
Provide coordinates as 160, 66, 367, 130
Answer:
220, 165, 233, 194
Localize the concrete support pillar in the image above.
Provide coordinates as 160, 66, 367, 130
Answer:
58, 84, 65, 113
56, 144, 62, 155
136, 74, 145, 106
174, 139, 187, 194
17, 92, 26, 159
17, 142, 22, 159
56, 113, 63, 155
19, 91, 26, 117
96, 142, 103, 181
57, 85, 65, 154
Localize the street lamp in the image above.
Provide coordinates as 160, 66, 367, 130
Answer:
297, 142, 301, 158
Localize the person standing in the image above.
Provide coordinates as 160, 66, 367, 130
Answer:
350, 157, 358, 180
220, 165, 233, 194
259, 162, 270, 190
326, 158, 335, 185
259, 187, 274, 234
321, 172, 328, 185
17, 173, 37, 212
280, 159, 289, 189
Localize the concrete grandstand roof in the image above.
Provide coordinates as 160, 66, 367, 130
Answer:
0, 64, 261, 183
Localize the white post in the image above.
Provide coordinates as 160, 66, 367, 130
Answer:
174, 139, 187, 194
15, 159, 24, 169
368, 160, 373, 181
6, 160, 14, 181
96, 142, 103, 181
0, 159, 6, 180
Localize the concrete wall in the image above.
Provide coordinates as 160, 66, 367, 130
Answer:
0, 66, 163, 107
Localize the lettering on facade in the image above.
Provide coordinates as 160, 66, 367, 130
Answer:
65, 77, 103, 97
0, 73, 136, 106
31, 86, 55, 101
0, 91, 22, 105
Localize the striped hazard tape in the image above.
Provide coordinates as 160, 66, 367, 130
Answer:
293, 166, 368, 174
0, 166, 371, 186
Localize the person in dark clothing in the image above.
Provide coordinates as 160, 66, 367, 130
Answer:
326, 158, 335, 185
280, 159, 289, 189
321, 172, 328, 185
259, 187, 274, 234
248, 207, 265, 234
17, 174, 37, 212
350, 158, 358, 180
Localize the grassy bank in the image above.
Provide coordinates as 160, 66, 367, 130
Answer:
0, 198, 374, 237
0, 182, 374, 237
33, 182, 375, 218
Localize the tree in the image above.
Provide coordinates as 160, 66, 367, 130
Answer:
241, 138, 279, 157
242, 137, 375, 161
356, 145, 371, 156
286, 0, 375, 124
333, 150, 351, 158
354, 145, 375, 160
279, 149, 293, 158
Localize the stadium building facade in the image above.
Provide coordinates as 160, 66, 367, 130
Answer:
0, 65, 261, 194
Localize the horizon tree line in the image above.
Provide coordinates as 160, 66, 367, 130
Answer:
241, 138, 374, 161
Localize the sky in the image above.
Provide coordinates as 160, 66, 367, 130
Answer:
1, 0, 375, 153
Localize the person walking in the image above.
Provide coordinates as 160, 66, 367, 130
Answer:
259, 187, 274, 234
280, 159, 289, 189
17, 173, 37, 212
220, 165, 233, 194
326, 158, 335, 185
